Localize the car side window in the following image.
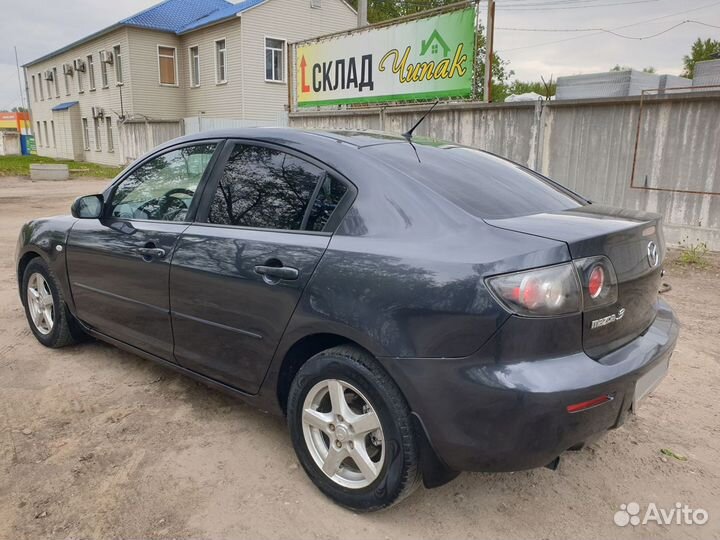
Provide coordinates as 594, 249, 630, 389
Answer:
109, 144, 217, 222
306, 175, 348, 232
207, 144, 329, 230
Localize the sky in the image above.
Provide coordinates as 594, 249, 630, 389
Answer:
0, 0, 718, 109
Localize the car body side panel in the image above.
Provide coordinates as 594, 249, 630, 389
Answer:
169, 225, 331, 394
277, 223, 571, 360
16, 216, 77, 311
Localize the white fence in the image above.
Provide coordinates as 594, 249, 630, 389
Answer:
184, 113, 289, 135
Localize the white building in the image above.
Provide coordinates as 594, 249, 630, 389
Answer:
24, 0, 356, 165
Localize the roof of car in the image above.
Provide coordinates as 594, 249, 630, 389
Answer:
174, 127, 451, 149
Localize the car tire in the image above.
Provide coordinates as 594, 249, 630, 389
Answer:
287, 345, 421, 511
22, 257, 82, 348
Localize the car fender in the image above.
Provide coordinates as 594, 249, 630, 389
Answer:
16, 216, 78, 313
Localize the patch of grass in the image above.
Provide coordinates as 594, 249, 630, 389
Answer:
0, 155, 122, 179
677, 241, 709, 268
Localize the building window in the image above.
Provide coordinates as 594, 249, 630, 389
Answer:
99, 51, 109, 87
158, 46, 177, 85
46, 74, 52, 100
77, 61, 84, 93
36, 121, 42, 146
87, 55, 96, 90
53, 68, 60, 97
31, 75, 37, 102
311, 0, 321, 7
64, 66, 71, 96
215, 39, 226, 84
106, 118, 114, 152
82, 118, 90, 150
94, 118, 102, 150
265, 38, 285, 82
189, 46, 200, 87
51, 120, 56, 148
113, 45, 123, 84
38, 73, 44, 100
43, 121, 49, 147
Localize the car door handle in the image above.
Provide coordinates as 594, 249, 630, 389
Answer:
254, 265, 299, 280
137, 247, 166, 259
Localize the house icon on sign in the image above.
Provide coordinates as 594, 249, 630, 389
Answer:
420, 30, 450, 57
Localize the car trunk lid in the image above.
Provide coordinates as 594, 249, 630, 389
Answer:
485, 204, 664, 359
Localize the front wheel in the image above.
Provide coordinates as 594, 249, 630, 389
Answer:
287, 345, 421, 511
21, 258, 81, 348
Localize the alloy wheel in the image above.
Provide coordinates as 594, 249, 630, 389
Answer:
27, 272, 54, 335
301, 379, 385, 489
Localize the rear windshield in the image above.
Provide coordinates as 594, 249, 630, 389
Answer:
365, 144, 585, 219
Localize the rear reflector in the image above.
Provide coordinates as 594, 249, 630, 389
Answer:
566, 394, 613, 413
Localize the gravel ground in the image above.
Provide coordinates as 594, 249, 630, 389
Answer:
1, 176, 719, 539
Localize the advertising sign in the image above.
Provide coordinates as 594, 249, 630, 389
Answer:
295, 6, 476, 107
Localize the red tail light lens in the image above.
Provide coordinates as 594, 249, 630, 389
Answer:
486, 263, 582, 317
574, 256, 618, 308
588, 265, 605, 298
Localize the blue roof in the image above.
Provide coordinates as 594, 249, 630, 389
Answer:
51, 101, 79, 111
26, 0, 268, 66
121, 0, 234, 32
177, 0, 267, 34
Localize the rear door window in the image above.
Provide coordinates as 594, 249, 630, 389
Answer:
206, 143, 347, 231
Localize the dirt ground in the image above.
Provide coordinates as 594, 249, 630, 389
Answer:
1, 176, 719, 540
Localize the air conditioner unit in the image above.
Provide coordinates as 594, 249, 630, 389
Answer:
91, 106, 105, 118
100, 50, 114, 64
44, 69, 54, 81
62, 63, 74, 76
73, 59, 86, 73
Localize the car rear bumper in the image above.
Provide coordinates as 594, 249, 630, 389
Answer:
381, 299, 679, 473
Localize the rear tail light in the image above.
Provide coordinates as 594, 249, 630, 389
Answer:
574, 256, 618, 308
486, 257, 620, 317
486, 263, 582, 317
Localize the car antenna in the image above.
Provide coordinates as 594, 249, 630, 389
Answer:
401, 99, 440, 163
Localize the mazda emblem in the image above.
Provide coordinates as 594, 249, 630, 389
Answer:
647, 241, 659, 267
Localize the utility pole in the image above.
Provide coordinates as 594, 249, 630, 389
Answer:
14, 46, 27, 112
357, 0, 368, 27
483, 0, 495, 102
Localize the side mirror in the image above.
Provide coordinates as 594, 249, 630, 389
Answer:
71, 194, 104, 219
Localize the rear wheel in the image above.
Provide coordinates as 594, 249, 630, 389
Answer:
22, 258, 81, 348
287, 345, 420, 511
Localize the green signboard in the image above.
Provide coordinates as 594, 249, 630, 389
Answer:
296, 6, 476, 107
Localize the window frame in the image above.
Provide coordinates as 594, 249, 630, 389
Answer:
214, 38, 227, 84
31, 75, 37, 102
193, 138, 356, 235
188, 45, 200, 88
113, 44, 123, 85
157, 44, 179, 86
53, 67, 60, 97
82, 117, 90, 150
38, 72, 44, 100
264, 36, 286, 83
99, 50, 109, 88
76, 60, 84, 93
106, 118, 114, 152
93, 117, 102, 151
102, 140, 225, 224
87, 54, 96, 91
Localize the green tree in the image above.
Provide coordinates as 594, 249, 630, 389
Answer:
504, 79, 556, 100
610, 65, 655, 73
682, 38, 720, 78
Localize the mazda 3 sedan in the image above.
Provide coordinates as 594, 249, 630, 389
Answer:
16, 129, 678, 511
